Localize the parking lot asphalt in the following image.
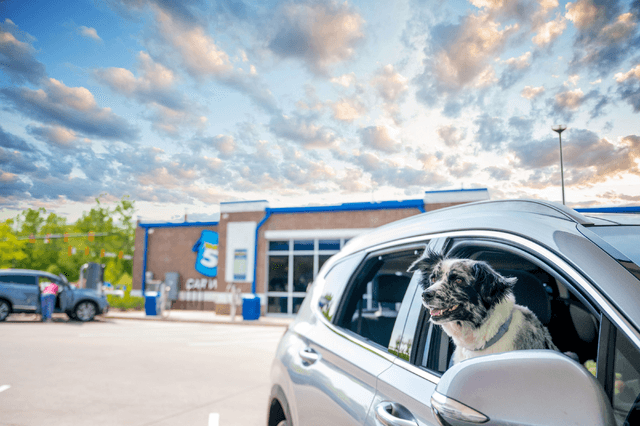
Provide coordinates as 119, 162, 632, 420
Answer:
1, 318, 287, 426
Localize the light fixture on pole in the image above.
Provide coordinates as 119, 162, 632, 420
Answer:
552, 125, 567, 205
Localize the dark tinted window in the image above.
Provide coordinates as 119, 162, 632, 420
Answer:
319, 240, 340, 250
269, 241, 289, 251
293, 240, 314, 251
612, 329, 640, 426
318, 254, 364, 322
0, 274, 37, 285
334, 248, 420, 349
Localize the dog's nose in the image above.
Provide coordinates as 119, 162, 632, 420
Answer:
423, 288, 436, 302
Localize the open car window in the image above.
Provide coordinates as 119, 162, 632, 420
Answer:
403, 239, 602, 377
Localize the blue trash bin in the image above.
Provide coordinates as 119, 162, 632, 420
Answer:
145, 291, 158, 316
242, 296, 261, 320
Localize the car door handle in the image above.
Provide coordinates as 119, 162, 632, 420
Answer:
298, 347, 320, 365
375, 402, 418, 426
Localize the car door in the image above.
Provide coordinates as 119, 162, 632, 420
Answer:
287, 244, 424, 426
367, 232, 617, 426
0, 274, 40, 312
56, 280, 73, 313
365, 264, 441, 426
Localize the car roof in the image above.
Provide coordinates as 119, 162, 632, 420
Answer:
342, 199, 596, 256
0, 269, 60, 280
337, 198, 640, 334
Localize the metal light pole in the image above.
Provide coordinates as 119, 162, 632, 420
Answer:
552, 125, 567, 205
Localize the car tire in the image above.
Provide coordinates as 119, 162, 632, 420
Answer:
67, 311, 77, 320
75, 301, 97, 322
0, 299, 10, 321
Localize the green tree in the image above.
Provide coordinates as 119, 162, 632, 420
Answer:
14, 208, 69, 273
8, 197, 135, 285
0, 219, 27, 267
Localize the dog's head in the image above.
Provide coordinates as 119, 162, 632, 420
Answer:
407, 250, 516, 327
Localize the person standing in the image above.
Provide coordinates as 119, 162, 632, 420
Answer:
40, 281, 58, 322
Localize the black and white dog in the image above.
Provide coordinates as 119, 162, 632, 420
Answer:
408, 250, 558, 365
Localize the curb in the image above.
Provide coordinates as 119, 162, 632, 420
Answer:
104, 312, 292, 327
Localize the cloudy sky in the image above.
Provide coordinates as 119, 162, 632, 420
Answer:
1, 0, 639, 223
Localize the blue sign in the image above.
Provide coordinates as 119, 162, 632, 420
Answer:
192, 230, 218, 277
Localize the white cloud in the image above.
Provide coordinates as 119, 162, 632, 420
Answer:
615, 64, 640, 83
331, 98, 366, 122
79, 26, 102, 41
360, 125, 401, 153
503, 51, 531, 69
156, 8, 232, 77
521, 85, 545, 99
330, 72, 357, 88
532, 14, 566, 46
268, 2, 365, 74
555, 88, 585, 110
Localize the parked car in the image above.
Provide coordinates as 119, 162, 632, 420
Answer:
0, 269, 109, 322
267, 199, 640, 426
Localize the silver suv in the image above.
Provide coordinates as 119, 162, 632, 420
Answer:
0, 269, 109, 322
267, 200, 640, 426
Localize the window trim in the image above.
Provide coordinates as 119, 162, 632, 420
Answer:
313, 239, 433, 363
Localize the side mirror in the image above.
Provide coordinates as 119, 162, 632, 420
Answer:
431, 350, 615, 426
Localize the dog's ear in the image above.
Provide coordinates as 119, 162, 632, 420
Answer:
472, 261, 514, 308
407, 248, 443, 273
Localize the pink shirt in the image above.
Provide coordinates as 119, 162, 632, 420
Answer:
42, 283, 58, 295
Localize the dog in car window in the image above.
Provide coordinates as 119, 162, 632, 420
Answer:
408, 250, 558, 366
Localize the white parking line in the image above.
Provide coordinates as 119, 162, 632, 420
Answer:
0, 385, 10, 393
208, 413, 219, 426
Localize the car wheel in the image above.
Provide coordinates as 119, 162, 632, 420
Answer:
0, 300, 10, 321
67, 311, 77, 320
75, 301, 97, 322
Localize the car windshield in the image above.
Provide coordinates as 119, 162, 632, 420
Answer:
590, 226, 640, 276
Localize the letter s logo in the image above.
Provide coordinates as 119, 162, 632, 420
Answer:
201, 247, 218, 268
192, 230, 218, 277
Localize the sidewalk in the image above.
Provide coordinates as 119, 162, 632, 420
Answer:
105, 309, 294, 327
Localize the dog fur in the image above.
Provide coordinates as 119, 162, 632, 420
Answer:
408, 250, 558, 365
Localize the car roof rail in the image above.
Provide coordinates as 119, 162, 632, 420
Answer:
434, 199, 594, 226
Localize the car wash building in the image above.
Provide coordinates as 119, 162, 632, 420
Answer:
131, 188, 490, 317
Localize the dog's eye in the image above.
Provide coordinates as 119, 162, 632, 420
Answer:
454, 277, 463, 285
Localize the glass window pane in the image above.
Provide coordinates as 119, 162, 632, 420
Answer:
293, 297, 305, 314
337, 249, 419, 349
267, 296, 288, 314
294, 240, 314, 251
269, 240, 289, 251
613, 328, 640, 425
319, 239, 340, 250
293, 255, 313, 292
318, 255, 333, 273
268, 256, 288, 292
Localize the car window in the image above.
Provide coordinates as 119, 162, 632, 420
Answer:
0, 274, 37, 285
333, 247, 422, 350
318, 254, 365, 322
612, 328, 640, 426
406, 239, 601, 375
